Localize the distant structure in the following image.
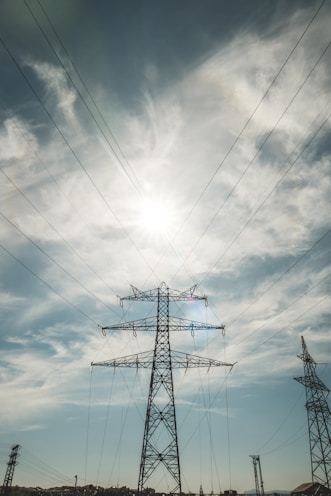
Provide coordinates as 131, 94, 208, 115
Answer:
291, 481, 331, 496
0, 444, 21, 496
92, 282, 233, 495
294, 336, 331, 488
249, 455, 264, 496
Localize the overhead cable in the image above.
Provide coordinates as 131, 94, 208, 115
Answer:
0, 242, 99, 325
0, 35, 158, 282
160, 0, 329, 283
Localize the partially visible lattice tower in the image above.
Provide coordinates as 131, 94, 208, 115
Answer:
92, 282, 233, 494
294, 336, 331, 488
1, 445, 21, 496
249, 455, 264, 496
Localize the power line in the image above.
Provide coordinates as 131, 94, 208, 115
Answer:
25, 0, 188, 295
0, 35, 157, 281
0, 242, 99, 326
260, 420, 308, 457
169, 5, 331, 334
186, 261, 330, 412
0, 38, 172, 346
0, 2, 330, 492
236, 278, 331, 365
2, 3, 328, 312
1, 28, 196, 338
200, 108, 331, 287
181, 0, 328, 225
181, 61, 330, 279
156, 0, 329, 283
0, 102, 124, 314
19, 448, 73, 487
227, 226, 331, 329
255, 389, 305, 455
24, 0, 141, 198
0, 210, 117, 316
182, 293, 329, 480
1, 168, 123, 319
21, 2, 194, 293
19, 446, 101, 488
185, 103, 331, 359
175, 38, 331, 287
169, 105, 330, 340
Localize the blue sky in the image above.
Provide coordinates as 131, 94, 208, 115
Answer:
0, 0, 331, 493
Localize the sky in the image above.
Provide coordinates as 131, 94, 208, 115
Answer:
0, 0, 331, 493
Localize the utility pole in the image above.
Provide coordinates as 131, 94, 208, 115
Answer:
294, 336, 331, 488
1, 445, 21, 496
249, 455, 264, 496
92, 282, 233, 494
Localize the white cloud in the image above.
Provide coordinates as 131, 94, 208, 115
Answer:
0, 289, 25, 308
0, 117, 38, 161
25, 59, 78, 126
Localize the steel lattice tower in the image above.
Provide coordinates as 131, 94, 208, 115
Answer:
92, 283, 233, 494
1, 445, 21, 496
249, 455, 264, 496
294, 336, 331, 488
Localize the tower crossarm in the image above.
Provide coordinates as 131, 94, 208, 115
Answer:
294, 375, 330, 393
101, 316, 224, 333
171, 350, 234, 369
92, 350, 234, 370
92, 350, 154, 369
119, 281, 207, 304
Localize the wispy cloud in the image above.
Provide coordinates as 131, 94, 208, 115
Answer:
25, 59, 78, 126
0, 117, 38, 161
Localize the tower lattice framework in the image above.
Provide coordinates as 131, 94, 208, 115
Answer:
249, 455, 264, 496
92, 282, 233, 494
1, 445, 21, 496
294, 336, 331, 488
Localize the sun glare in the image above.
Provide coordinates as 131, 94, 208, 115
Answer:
139, 198, 173, 236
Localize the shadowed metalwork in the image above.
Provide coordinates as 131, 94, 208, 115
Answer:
1, 445, 21, 496
249, 455, 264, 496
294, 336, 331, 488
92, 282, 233, 494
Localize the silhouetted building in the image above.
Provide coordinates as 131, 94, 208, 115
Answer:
291, 482, 331, 496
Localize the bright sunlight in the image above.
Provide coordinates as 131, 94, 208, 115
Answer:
139, 197, 174, 237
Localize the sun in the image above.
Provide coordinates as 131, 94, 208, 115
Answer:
139, 197, 174, 237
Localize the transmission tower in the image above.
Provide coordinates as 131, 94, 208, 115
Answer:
92, 282, 233, 494
1, 445, 21, 496
249, 455, 264, 496
294, 336, 331, 488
